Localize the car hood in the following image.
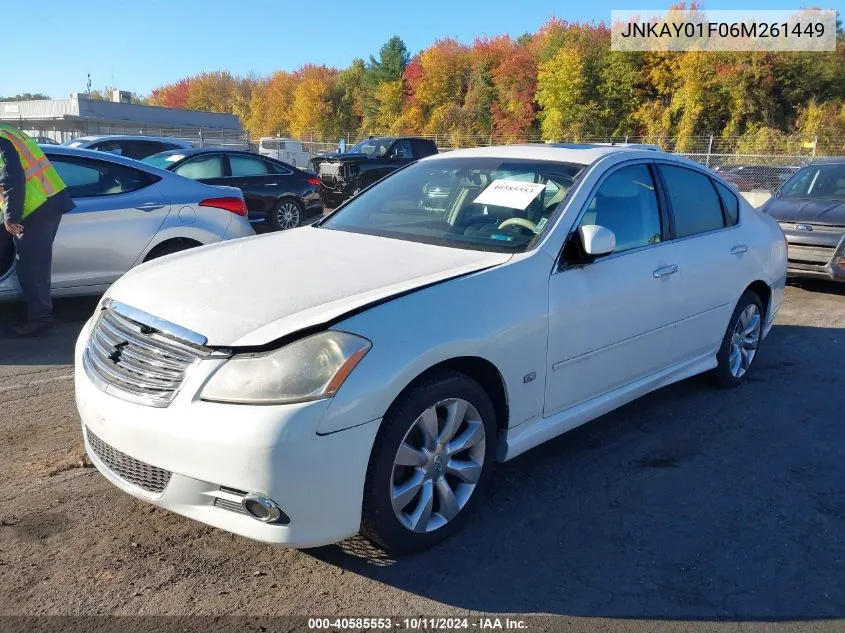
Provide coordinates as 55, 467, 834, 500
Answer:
106, 227, 511, 347
762, 197, 845, 225
315, 152, 378, 164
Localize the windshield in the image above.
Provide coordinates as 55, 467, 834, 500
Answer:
780, 163, 845, 200
347, 138, 392, 156
62, 139, 86, 148
142, 152, 187, 169
322, 157, 585, 252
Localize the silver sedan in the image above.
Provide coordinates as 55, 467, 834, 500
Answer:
0, 146, 254, 300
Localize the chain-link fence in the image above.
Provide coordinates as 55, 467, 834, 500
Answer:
23, 122, 249, 149
287, 132, 824, 195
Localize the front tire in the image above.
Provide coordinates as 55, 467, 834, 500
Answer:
711, 290, 764, 388
361, 370, 497, 554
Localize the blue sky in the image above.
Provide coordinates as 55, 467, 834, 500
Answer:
3, 0, 841, 98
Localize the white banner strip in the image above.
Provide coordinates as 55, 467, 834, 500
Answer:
611, 9, 837, 52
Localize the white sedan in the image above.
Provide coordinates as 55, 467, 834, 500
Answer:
73, 145, 787, 553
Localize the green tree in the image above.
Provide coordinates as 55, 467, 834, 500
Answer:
0, 93, 50, 101
362, 36, 410, 125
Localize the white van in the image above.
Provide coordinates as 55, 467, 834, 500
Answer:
258, 137, 312, 168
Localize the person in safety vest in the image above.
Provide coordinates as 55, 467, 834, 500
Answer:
0, 124, 75, 337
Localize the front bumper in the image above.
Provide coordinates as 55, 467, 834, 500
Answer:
784, 232, 845, 282
74, 319, 380, 548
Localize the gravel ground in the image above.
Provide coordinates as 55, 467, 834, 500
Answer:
0, 281, 843, 632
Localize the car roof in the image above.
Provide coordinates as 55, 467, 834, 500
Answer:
42, 144, 175, 175
149, 147, 261, 158
810, 157, 845, 165
68, 134, 193, 144
421, 143, 669, 166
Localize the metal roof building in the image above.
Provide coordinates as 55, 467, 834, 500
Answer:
0, 92, 245, 147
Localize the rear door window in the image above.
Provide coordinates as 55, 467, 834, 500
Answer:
50, 155, 158, 197
229, 155, 271, 177
174, 154, 225, 179
659, 165, 726, 237
713, 180, 739, 226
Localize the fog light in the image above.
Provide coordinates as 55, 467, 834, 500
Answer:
837, 258, 845, 270
242, 494, 288, 524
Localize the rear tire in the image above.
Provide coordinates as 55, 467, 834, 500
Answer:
270, 198, 303, 231
710, 290, 764, 389
361, 370, 497, 554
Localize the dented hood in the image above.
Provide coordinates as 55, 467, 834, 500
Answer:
106, 227, 511, 347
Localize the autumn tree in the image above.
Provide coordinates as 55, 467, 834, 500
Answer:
149, 79, 191, 109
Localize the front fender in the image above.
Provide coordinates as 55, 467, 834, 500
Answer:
316, 255, 551, 435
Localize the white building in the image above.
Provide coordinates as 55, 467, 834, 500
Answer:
0, 91, 245, 147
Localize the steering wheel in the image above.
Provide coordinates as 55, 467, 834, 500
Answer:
497, 217, 537, 234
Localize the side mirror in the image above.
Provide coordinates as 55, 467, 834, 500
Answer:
578, 225, 616, 258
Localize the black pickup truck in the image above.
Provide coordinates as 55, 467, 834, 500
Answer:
311, 136, 438, 207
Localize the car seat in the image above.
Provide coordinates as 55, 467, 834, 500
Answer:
591, 179, 655, 251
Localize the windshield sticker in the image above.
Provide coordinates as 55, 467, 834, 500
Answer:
473, 179, 547, 210
534, 217, 549, 234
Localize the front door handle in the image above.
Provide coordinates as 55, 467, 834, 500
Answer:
135, 203, 164, 212
731, 245, 748, 255
653, 264, 678, 278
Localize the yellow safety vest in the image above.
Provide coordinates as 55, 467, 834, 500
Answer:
0, 123, 67, 220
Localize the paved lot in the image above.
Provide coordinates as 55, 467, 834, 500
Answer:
1, 281, 843, 631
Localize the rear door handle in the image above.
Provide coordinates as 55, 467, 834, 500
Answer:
653, 264, 678, 278
135, 203, 164, 212
731, 245, 748, 255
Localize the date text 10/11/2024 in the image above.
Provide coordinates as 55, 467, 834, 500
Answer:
307, 617, 529, 630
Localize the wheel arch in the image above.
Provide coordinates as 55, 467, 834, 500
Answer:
142, 237, 204, 262
384, 355, 510, 440
744, 279, 771, 317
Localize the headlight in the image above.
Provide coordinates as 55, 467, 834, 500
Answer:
200, 331, 371, 405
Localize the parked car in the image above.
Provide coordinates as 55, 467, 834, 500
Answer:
62, 135, 195, 159
312, 136, 439, 207
258, 137, 312, 168
74, 145, 786, 554
719, 165, 799, 192
33, 135, 59, 145
0, 146, 254, 301
760, 158, 845, 282
143, 149, 323, 232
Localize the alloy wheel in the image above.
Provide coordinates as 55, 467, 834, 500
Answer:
276, 202, 301, 230
729, 304, 761, 378
390, 398, 486, 533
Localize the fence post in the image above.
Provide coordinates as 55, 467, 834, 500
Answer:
706, 134, 714, 168
198, 129, 203, 148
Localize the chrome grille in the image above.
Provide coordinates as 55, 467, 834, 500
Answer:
213, 487, 249, 515
83, 303, 209, 407
86, 428, 172, 495
788, 244, 835, 265
780, 222, 845, 235
214, 497, 248, 515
